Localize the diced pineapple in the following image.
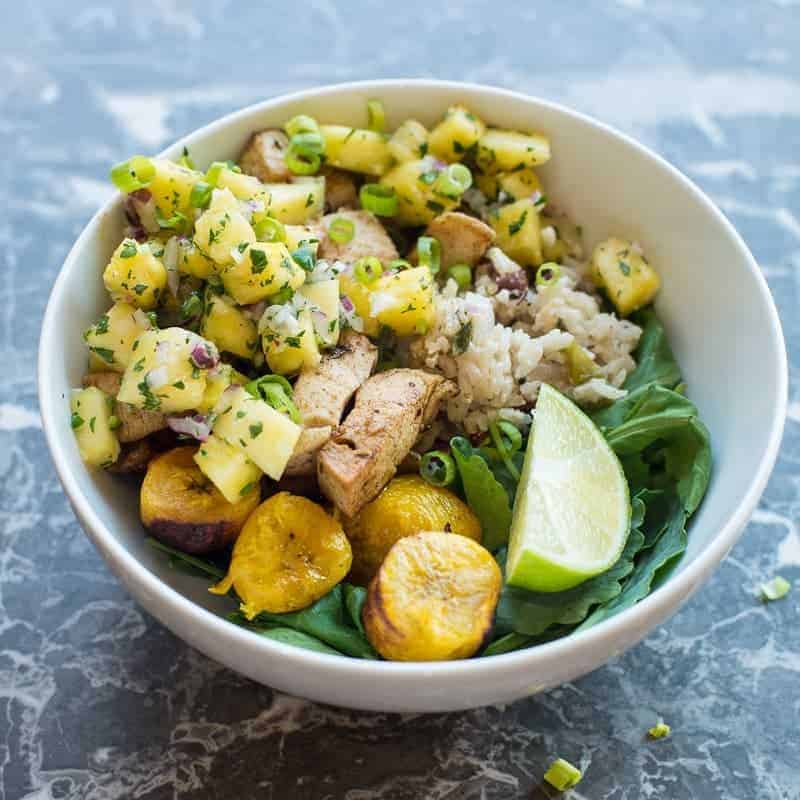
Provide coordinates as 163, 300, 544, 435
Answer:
338, 269, 380, 337
221, 242, 305, 305
490, 198, 543, 267
474, 172, 499, 199
369, 267, 435, 336
476, 128, 551, 173
590, 237, 660, 316
260, 179, 325, 224
388, 119, 430, 164
194, 434, 263, 504
215, 166, 269, 203
117, 327, 211, 413
103, 239, 167, 310
148, 158, 204, 220
284, 224, 321, 251
83, 302, 147, 372
262, 306, 320, 375
197, 363, 248, 413
208, 186, 242, 214
177, 237, 216, 279
297, 279, 340, 347
71, 387, 120, 468
379, 158, 461, 227
428, 105, 486, 162
319, 125, 393, 175
201, 292, 258, 360
565, 341, 599, 385
496, 168, 543, 202
212, 386, 301, 480
193, 197, 256, 268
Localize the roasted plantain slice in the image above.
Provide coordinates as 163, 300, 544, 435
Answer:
211, 492, 352, 617
140, 446, 260, 554
363, 531, 501, 661
342, 475, 482, 585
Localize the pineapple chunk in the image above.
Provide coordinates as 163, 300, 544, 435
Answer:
428, 105, 486, 162
178, 237, 215, 279
212, 386, 301, 479
388, 119, 430, 164
565, 341, 599, 385
103, 239, 167, 310
319, 125, 393, 175
476, 128, 551, 173
194, 434, 263, 504
379, 158, 460, 227
338, 269, 380, 337
148, 158, 204, 219
490, 198, 543, 267
474, 172, 499, 199
117, 328, 211, 414
369, 267, 435, 336
214, 166, 268, 203
496, 168, 543, 202
260, 179, 325, 224
590, 237, 660, 316
201, 292, 258, 360
262, 306, 320, 375
221, 242, 305, 305
197, 363, 249, 413
70, 387, 120, 468
193, 197, 256, 268
284, 224, 320, 251
83, 302, 147, 372
297, 279, 340, 347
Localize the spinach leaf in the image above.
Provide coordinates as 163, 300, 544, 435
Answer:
623, 308, 681, 392
248, 585, 378, 659
145, 538, 227, 580
344, 584, 368, 635
451, 437, 514, 551
252, 626, 342, 655
492, 529, 646, 637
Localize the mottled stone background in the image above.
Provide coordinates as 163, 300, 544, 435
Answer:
2, 1, 799, 798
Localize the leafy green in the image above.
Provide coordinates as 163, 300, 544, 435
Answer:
241, 585, 378, 659
252, 626, 343, 655
451, 436, 514, 551
623, 308, 681, 392
145, 538, 227, 580
344, 584, 368, 635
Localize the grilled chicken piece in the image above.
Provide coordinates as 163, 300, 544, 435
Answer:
284, 331, 378, 476
322, 168, 358, 211
318, 209, 399, 265
238, 129, 291, 183
82, 372, 167, 443
317, 370, 457, 516
108, 439, 154, 473
413, 212, 495, 268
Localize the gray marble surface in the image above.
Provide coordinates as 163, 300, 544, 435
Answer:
2, 1, 799, 797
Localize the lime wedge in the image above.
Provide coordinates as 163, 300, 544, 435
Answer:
506, 384, 630, 592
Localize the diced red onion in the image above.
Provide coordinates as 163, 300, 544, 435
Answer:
190, 342, 219, 370
167, 414, 212, 442
133, 308, 153, 330
241, 300, 267, 321
128, 189, 160, 234
146, 366, 169, 389
340, 295, 355, 313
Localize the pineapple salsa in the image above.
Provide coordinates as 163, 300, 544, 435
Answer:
70, 100, 709, 662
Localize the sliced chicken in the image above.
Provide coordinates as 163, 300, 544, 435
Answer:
317, 369, 457, 516
322, 168, 358, 211
318, 209, 399, 265
414, 212, 495, 268
82, 372, 167, 443
284, 331, 378, 476
108, 439, 154, 473
239, 129, 291, 184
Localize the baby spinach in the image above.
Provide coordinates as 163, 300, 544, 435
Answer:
252, 626, 342, 655
623, 308, 682, 392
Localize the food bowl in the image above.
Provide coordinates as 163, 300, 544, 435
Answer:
38, 80, 787, 712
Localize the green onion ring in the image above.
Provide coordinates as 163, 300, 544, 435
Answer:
417, 235, 441, 275
359, 183, 398, 217
328, 216, 355, 244
110, 156, 155, 193
420, 450, 457, 487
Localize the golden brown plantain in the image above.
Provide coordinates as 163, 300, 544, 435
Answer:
363, 531, 501, 661
342, 475, 482, 585
211, 492, 352, 617
140, 446, 260, 554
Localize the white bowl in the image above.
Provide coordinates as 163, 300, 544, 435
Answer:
39, 80, 787, 712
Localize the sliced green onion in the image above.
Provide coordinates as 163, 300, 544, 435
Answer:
543, 759, 582, 791
354, 256, 383, 285
496, 420, 523, 454
366, 99, 385, 132
180, 293, 203, 320
488, 418, 521, 480
205, 161, 229, 187
648, 721, 671, 739
535, 261, 561, 287
110, 156, 155, 193
291, 131, 325, 156
760, 575, 791, 601
420, 450, 456, 487
291, 245, 317, 272
328, 216, 355, 244
432, 163, 473, 199
189, 180, 213, 209
285, 143, 321, 175
254, 216, 286, 243
359, 183, 398, 217
178, 147, 195, 170
417, 236, 441, 275
446, 263, 472, 289
285, 114, 320, 138
268, 286, 295, 305
245, 374, 301, 424
108, 415, 121, 431
388, 258, 412, 272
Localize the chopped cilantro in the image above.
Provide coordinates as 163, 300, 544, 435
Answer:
90, 346, 115, 364
94, 315, 110, 335
70, 412, 84, 430
509, 210, 528, 236
133, 284, 148, 296
119, 240, 138, 258
137, 380, 161, 411
453, 320, 473, 355
618, 260, 632, 276
173, 381, 185, 390
89, 416, 96, 433
240, 481, 256, 496
249, 422, 263, 439
250, 248, 268, 272
426, 200, 445, 214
